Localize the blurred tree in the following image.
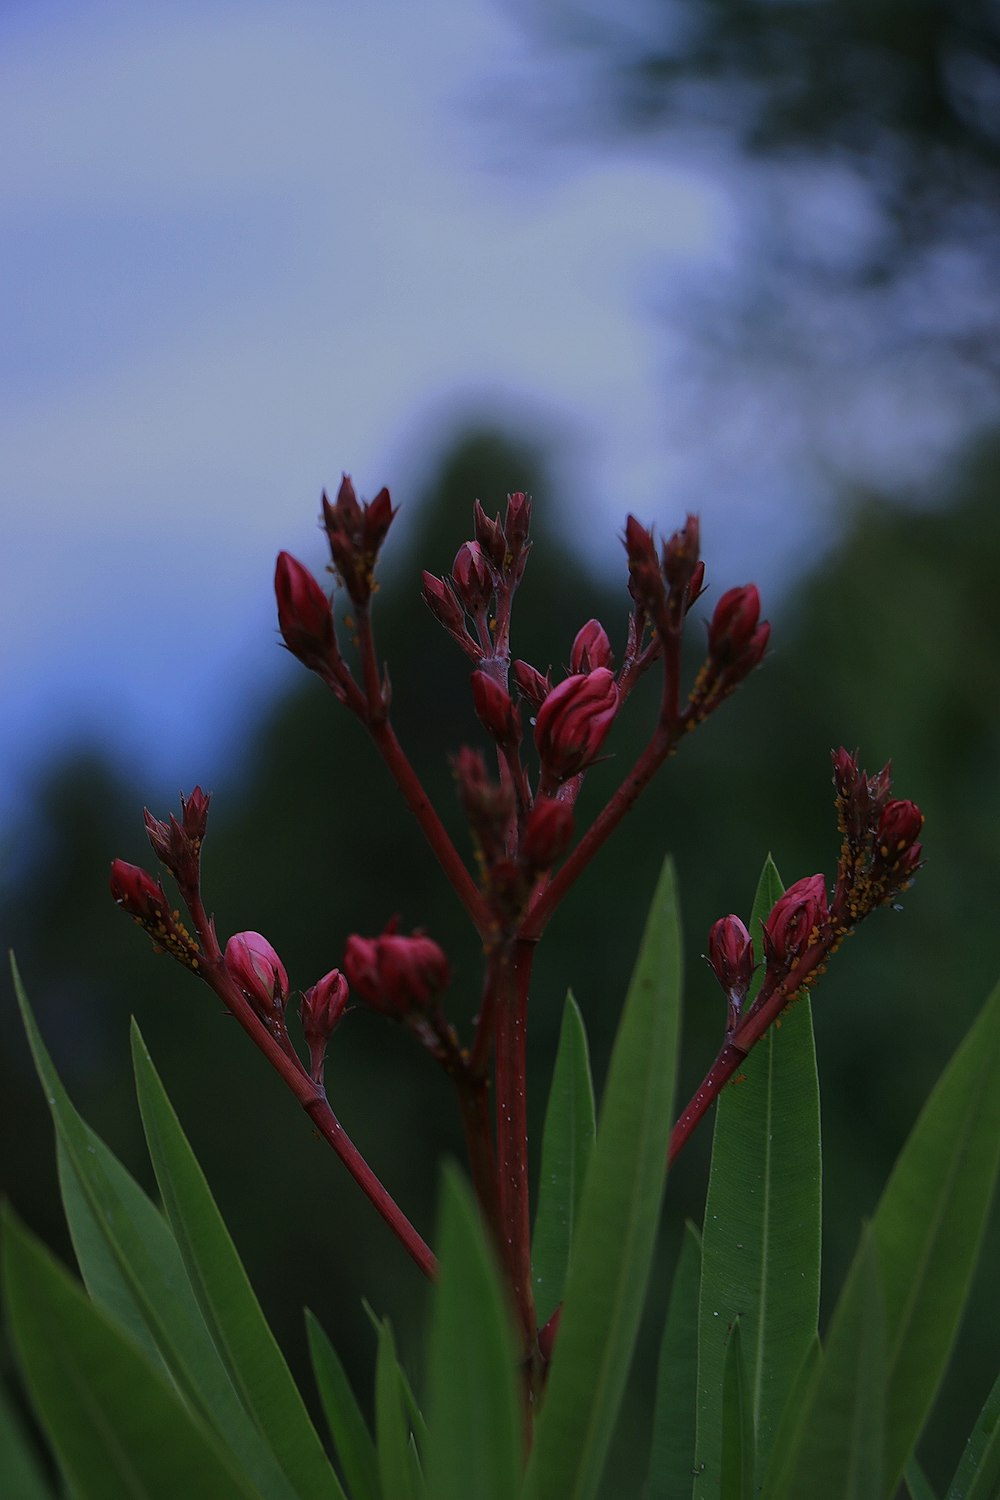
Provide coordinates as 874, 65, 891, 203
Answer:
506, 0, 1000, 508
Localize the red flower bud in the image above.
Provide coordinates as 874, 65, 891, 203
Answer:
513, 659, 552, 708
831, 746, 861, 800
708, 585, 762, 663
534, 667, 619, 780
225, 931, 289, 1016
473, 500, 506, 567
521, 796, 575, 872
451, 541, 494, 614
685, 560, 707, 612
761, 874, 828, 970
321, 475, 397, 607
570, 619, 613, 674
504, 491, 531, 553
110, 860, 201, 969
275, 552, 337, 672
300, 968, 350, 1083
143, 787, 211, 888
661, 514, 700, 594
344, 929, 450, 1017
110, 860, 170, 923
707, 915, 754, 1001
471, 670, 521, 746
624, 515, 666, 616
877, 799, 924, 858
452, 746, 515, 865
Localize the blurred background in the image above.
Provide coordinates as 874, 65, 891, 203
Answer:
2, 0, 998, 1491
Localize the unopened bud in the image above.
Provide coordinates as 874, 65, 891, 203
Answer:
521, 796, 574, 872
707, 585, 762, 663
344, 928, 450, 1018
534, 668, 619, 780
452, 541, 494, 614
513, 659, 552, 708
570, 619, 613, 674
275, 552, 337, 673
661, 515, 700, 595
300, 968, 350, 1083
144, 787, 211, 888
471, 670, 521, 746
761, 875, 828, 970
110, 859, 201, 969
473, 500, 506, 567
707, 915, 754, 1005
225, 931, 289, 1018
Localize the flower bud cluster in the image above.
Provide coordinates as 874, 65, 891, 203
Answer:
142, 786, 210, 891
322, 474, 396, 608
344, 924, 451, 1019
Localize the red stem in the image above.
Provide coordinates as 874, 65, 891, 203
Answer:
188, 906, 437, 1279
668, 934, 836, 1166
494, 941, 537, 1350
519, 721, 680, 941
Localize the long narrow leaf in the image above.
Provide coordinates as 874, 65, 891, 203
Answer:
425, 1166, 522, 1500
871, 975, 1000, 1490
946, 1367, 1000, 1500
130, 1020, 345, 1500
2, 1207, 259, 1500
647, 1221, 702, 1500
532, 991, 596, 1327
306, 1310, 381, 1500
765, 1228, 886, 1500
0, 1373, 57, 1500
718, 1321, 754, 1500
523, 856, 683, 1500
695, 856, 822, 1496
904, 1456, 939, 1500
15, 964, 301, 1500
374, 1320, 421, 1500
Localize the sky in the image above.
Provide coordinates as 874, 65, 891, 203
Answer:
1, 0, 985, 852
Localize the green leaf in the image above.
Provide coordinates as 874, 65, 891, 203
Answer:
718, 1321, 754, 1500
130, 1020, 346, 1500
647, 1221, 702, 1500
904, 1456, 939, 1500
694, 856, 822, 1496
0, 1373, 57, 1500
947, 1368, 1000, 1500
306, 1310, 381, 1500
425, 1166, 522, 1500
870, 974, 1000, 1491
946, 1366, 1000, 1500
14, 962, 302, 1500
532, 991, 597, 1327
2, 1207, 259, 1500
374, 1320, 422, 1500
523, 856, 683, 1500
765, 1227, 886, 1500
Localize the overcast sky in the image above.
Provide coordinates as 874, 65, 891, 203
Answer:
2, 0, 981, 854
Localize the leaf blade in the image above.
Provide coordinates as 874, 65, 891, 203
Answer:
647, 1221, 703, 1500
523, 856, 683, 1500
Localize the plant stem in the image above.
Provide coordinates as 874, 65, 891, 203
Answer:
520, 721, 680, 940
494, 941, 537, 1351
668, 935, 835, 1165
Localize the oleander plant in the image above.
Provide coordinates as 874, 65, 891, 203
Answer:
3, 482, 998, 1500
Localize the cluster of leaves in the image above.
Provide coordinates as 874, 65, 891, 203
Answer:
4, 852, 1000, 1498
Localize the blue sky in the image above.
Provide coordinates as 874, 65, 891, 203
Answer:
2, 0, 984, 850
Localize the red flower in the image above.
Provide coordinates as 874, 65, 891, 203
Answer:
344, 928, 450, 1018
534, 668, 619, 780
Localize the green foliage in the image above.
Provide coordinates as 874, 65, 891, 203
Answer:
647, 1221, 702, 1499
523, 856, 682, 1500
